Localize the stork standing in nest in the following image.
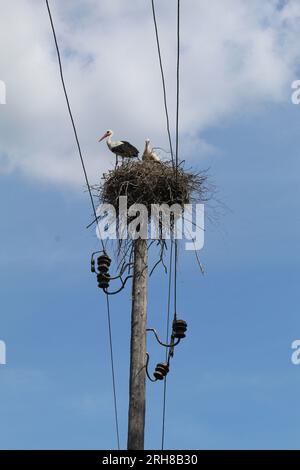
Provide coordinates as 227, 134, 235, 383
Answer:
142, 139, 160, 162
98, 129, 139, 168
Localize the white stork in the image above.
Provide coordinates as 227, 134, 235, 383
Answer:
142, 139, 160, 162
98, 129, 139, 167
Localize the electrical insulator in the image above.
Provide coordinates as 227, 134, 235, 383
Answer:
172, 319, 187, 339
91, 252, 131, 294
97, 272, 110, 289
154, 362, 169, 380
91, 259, 96, 273
97, 254, 111, 273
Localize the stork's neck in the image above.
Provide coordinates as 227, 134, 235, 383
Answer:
144, 141, 150, 154
106, 134, 113, 149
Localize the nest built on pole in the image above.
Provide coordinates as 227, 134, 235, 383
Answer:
95, 159, 210, 260
100, 160, 209, 212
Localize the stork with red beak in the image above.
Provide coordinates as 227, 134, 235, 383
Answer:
98, 130, 139, 167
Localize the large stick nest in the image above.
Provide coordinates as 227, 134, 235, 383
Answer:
98, 160, 209, 215
92, 159, 213, 271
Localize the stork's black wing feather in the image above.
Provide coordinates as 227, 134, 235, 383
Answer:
119, 141, 139, 156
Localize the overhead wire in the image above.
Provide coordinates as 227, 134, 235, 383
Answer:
150, 0, 175, 166
175, 0, 180, 175
45, 0, 102, 249
151, 0, 181, 450
162, 1, 181, 449
105, 294, 121, 449
45, 0, 120, 450
173, 0, 181, 328
161, 238, 173, 450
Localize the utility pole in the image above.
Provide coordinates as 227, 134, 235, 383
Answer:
127, 238, 148, 450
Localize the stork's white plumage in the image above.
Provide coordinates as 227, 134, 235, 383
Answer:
98, 129, 139, 167
142, 139, 160, 162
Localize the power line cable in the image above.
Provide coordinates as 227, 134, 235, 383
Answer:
155, 0, 181, 450
45, 0, 120, 450
161, 238, 174, 450
105, 294, 121, 449
166, 0, 181, 448
175, 0, 180, 175
174, 0, 181, 320
45, 0, 102, 248
150, 0, 175, 166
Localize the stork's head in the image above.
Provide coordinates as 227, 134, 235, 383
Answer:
98, 129, 113, 142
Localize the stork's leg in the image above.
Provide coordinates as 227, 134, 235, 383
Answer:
115, 154, 118, 169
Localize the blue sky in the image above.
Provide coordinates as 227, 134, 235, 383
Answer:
1, 0, 300, 450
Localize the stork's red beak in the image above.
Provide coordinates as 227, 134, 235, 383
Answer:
98, 132, 108, 142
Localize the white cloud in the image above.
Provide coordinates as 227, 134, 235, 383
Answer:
0, 0, 300, 186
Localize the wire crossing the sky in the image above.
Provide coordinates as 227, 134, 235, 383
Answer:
173, 0, 181, 350
151, 0, 181, 450
45, 0, 120, 450
161, 238, 174, 450
45, 0, 101, 247
175, 0, 180, 175
151, 0, 175, 167
173, 0, 181, 387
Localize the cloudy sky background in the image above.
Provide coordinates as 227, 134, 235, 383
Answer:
1, 0, 300, 184
1, 0, 300, 449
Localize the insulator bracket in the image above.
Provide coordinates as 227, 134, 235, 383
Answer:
146, 328, 181, 348
91, 251, 133, 295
